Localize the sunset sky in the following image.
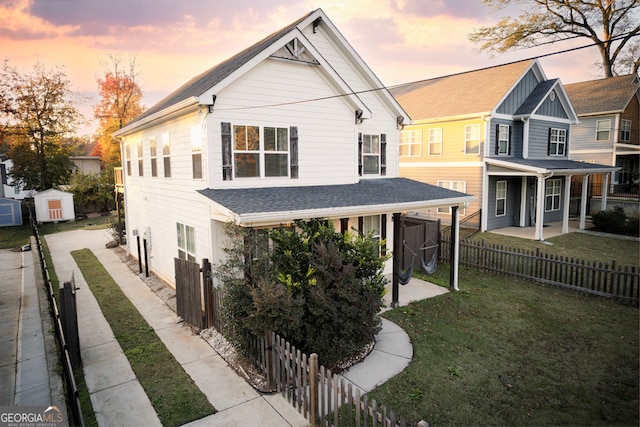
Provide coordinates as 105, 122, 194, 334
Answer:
1, 0, 629, 136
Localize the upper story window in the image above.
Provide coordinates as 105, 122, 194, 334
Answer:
620, 119, 631, 142
496, 124, 510, 155
596, 119, 611, 141
125, 143, 131, 176
428, 128, 442, 156
162, 133, 171, 178
137, 140, 143, 177
464, 124, 481, 154
191, 126, 203, 179
221, 122, 298, 181
233, 125, 289, 178
362, 134, 380, 174
149, 137, 157, 177
548, 128, 566, 156
399, 130, 422, 157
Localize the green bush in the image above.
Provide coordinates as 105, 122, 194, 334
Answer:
214, 219, 388, 369
592, 207, 639, 236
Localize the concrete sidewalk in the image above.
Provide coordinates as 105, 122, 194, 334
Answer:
0, 243, 67, 421
45, 228, 450, 426
45, 229, 308, 427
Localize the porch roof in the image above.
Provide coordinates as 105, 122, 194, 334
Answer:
198, 178, 474, 226
486, 158, 620, 176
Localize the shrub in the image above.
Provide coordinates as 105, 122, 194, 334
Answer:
592, 207, 639, 236
214, 219, 388, 369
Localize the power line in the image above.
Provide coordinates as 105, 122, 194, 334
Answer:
215, 31, 639, 112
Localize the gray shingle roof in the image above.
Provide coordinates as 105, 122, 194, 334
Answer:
390, 60, 534, 120
197, 178, 471, 215
514, 79, 558, 115
491, 158, 619, 173
128, 10, 317, 126
564, 74, 639, 116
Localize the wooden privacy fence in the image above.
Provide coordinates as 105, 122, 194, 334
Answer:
440, 235, 639, 304
175, 257, 221, 330
250, 332, 408, 427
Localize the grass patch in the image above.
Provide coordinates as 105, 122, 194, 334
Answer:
71, 249, 215, 426
371, 266, 639, 426
470, 231, 639, 267
0, 223, 32, 249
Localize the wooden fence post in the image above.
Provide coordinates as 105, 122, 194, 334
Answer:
309, 353, 318, 426
201, 258, 213, 328
265, 331, 274, 391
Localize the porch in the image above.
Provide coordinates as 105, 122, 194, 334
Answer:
488, 219, 595, 241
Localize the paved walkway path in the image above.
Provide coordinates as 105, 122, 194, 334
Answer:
46, 229, 308, 427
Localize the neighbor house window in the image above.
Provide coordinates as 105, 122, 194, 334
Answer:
137, 140, 143, 176
596, 119, 611, 141
399, 130, 422, 157
497, 124, 510, 155
264, 127, 289, 177
620, 119, 631, 142
149, 137, 157, 177
177, 223, 196, 262
548, 128, 566, 156
125, 143, 131, 176
496, 180, 507, 216
362, 215, 381, 255
362, 134, 380, 174
191, 126, 203, 179
437, 181, 466, 215
162, 133, 171, 178
429, 128, 442, 156
464, 124, 480, 154
545, 179, 562, 212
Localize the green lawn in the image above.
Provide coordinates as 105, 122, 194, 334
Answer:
370, 265, 639, 426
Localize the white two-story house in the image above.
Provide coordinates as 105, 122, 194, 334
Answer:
113, 9, 473, 290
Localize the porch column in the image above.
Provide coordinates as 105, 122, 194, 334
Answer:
449, 206, 460, 291
481, 163, 488, 232
391, 213, 401, 307
601, 173, 609, 211
534, 175, 545, 241
580, 174, 589, 230
519, 177, 527, 227
562, 175, 572, 234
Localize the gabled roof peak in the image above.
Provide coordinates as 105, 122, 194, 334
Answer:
564, 74, 640, 116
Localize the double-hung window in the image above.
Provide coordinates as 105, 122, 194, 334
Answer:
496, 180, 507, 216
234, 125, 260, 177
549, 128, 566, 156
362, 134, 380, 174
596, 119, 611, 141
620, 119, 631, 142
545, 179, 562, 212
428, 128, 442, 156
464, 124, 480, 154
362, 215, 382, 255
162, 133, 171, 178
191, 126, 203, 179
264, 127, 289, 177
177, 223, 196, 262
125, 143, 131, 176
497, 124, 510, 155
149, 137, 157, 177
437, 181, 466, 215
399, 130, 422, 157
137, 140, 143, 176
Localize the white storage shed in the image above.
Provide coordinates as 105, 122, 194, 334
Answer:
34, 188, 75, 223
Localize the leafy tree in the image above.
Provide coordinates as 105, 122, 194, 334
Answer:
215, 219, 388, 369
469, 0, 640, 77
67, 170, 114, 215
0, 60, 80, 190
94, 54, 145, 170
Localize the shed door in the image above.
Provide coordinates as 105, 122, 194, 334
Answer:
0, 203, 15, 226
48, 199, 63, 220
